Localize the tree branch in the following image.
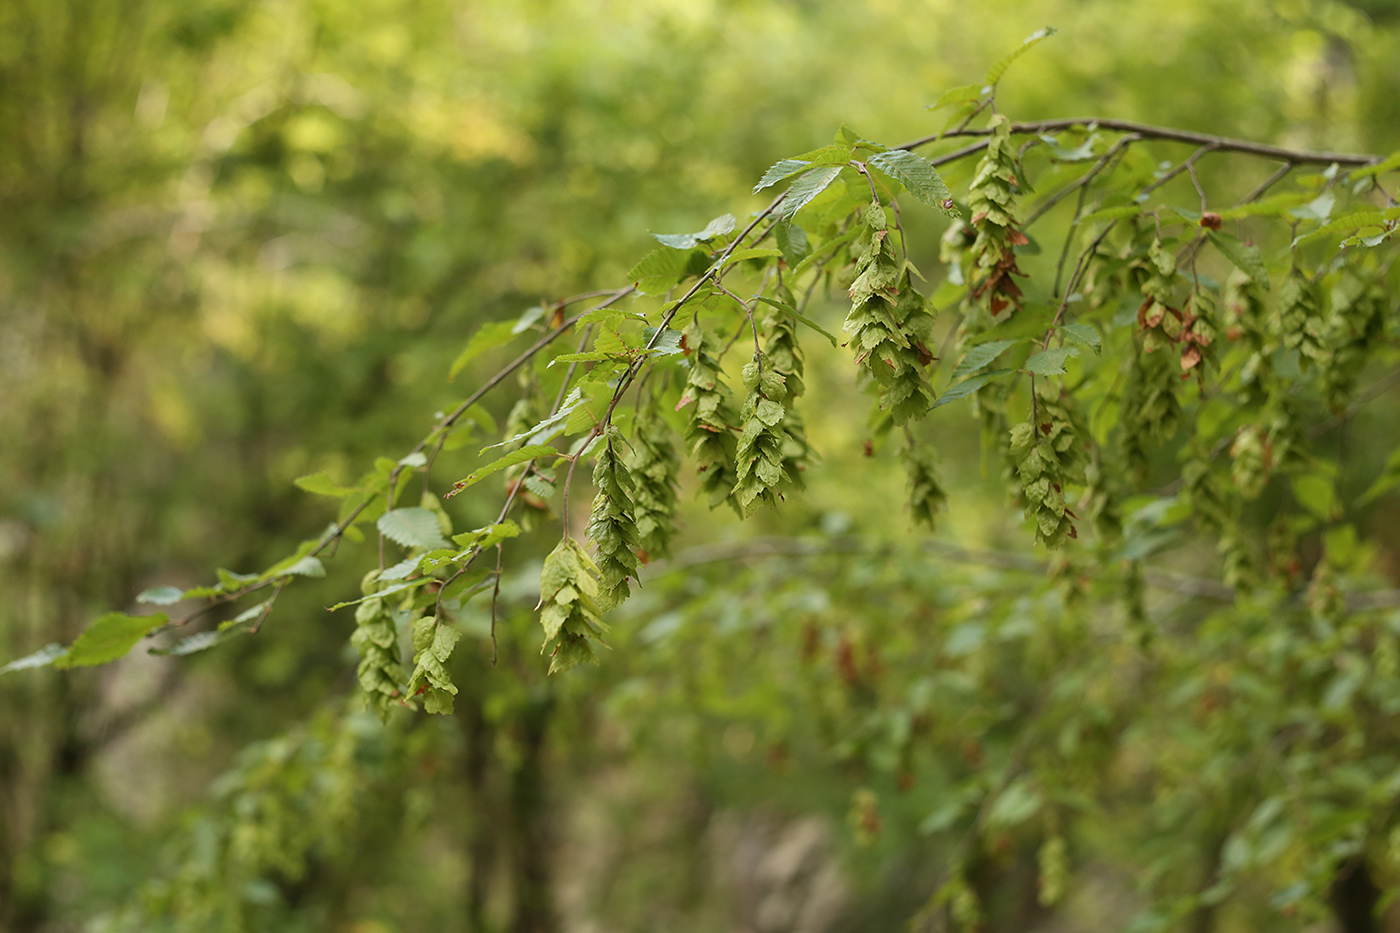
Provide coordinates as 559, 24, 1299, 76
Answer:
899, 118, 1382, 168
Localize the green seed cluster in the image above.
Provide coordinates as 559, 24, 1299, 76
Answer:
537, 537, 609, 675
586, 428, 641, 610
1322, 286, 1386, 412
678, 322, 741, 512
901, 441, 946, 529
1276, 270, 1327, 368
351, 595, 405, 722
966, 114, 1028, 319
733, 353, 792, 514
842, 201, 938, 425
1009, 398, 1088, 549
406, 617, 461, 715
625, 410, 681, 562
763, 287, 815, 491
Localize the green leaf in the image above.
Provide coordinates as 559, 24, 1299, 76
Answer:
948, 339, 1022, 383
449, 445, 559, 495
1349, 149, 1400, 180
481, 389, 583, 450
1078, 204, 1143, 225
294, 471, 356, 498
1358, 446, 1400, 506
775, 224, 810, 267
750, 294, 839, 347
987, 777, 1044, 828
0, 643, 68, 675
628, 246, 710, 295
1208, 231, 1271, 288
754, 159, 812, 193
378, 508, 452, 550
449, 320, 519, 381
721, 247, 783, 267
652, 213, 737, 248
1024, 346, 1081, 375
1291, 208, 1398, 248
780, 165, 844, 220
933, 369, 1013, 409
927, 83, 983, 110
867, 150, 953, 213
57, 612, 168, 669
1292, 474, 1341, 521
1289, 191, 1336, 223
1059, 323, 1101, 355
277, 555, 326, 578
985, 26, 1057, 87
136, 585, 185, 606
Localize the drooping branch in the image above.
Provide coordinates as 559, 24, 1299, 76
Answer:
900, 117, 1383, 168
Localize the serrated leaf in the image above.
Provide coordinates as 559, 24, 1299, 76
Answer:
927, 83, 983, 110
153, 623, 253, 657
137, 585, 185, 606
1289, 191, 1336, 223
754, 159, 812, 193
0, 643, 68, 675
278, 555, 326, 578
628, 246, 709, 295
1078, 204, 1143, 225
449, 320, 519, 381
1349, 149, 1400, 180
775, 224, 810, 267
949, 339, 1022, 383
750, 294, 838, 347
721, 247, 783, 267
294, 471, 356, 498
780, 165, 844, 220
1216, 193, 1311, 220
1024, 347, 1081, 375
326, 579, 424, 611
56, 612, 168, 669
933, 369, 1013, 409
1207, 232, 1270, 288
652, 212, 738, 248
1291, 208, 1398, 248
1059, 323, 1101, 355
450, 445, 559, 494
867, 150, 953, 213
985, 26, 1057, 87
481, 389, 583, 451
378, 508, 452, 550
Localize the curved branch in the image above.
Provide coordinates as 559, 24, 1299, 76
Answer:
899, 117, 1382, 168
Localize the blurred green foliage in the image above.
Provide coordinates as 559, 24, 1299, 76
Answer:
3, 1, 1400, 931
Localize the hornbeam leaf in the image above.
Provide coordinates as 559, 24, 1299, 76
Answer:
927, 83, 983, 110
378, 508, 452, 550
0, 643, 68, 675
136, 585, 186, 605
780, 165, 844, 220
294, 471, 356, 498
450, 445, 560, 494
628, 246, 709, 295
721, 247, 783, 267
868, 150, 953, 212
1024, 347, 1081, 375
750, 295, 839, 346
449, 320, 519, 381
1207, 232, 1271, 289
754, 159, 812, 193
652, 213, 738, 248
933, 369, 1013, 409
1059, 323, 1102, 355
948, 339, 1022, 383
57, 612, 169, 668
985, 26, 1058, 87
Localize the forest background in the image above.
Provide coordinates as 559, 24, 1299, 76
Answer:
3, 0, 1400, 931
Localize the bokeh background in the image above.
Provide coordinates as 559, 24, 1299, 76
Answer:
3, 0, 1400, 930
